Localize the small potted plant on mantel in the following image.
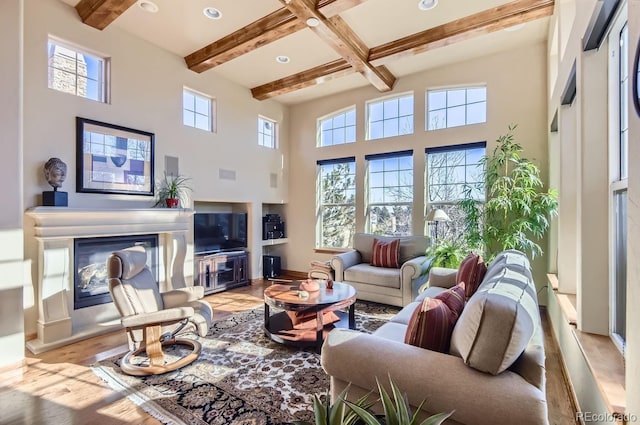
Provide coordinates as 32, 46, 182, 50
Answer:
154, 172, 192, 208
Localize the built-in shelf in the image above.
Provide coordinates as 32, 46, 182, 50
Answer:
262, 238, 288, 246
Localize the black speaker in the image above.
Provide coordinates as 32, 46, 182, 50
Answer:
263, 255, 281, 279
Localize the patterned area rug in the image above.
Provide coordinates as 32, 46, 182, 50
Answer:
92, 301, 399, 425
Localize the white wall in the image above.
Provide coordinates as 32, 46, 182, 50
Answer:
626, 0, 640, 418
21, 0, 290, 336
0, 0, 25, 368
286, 42, 551, 296
549, 0, 640, 419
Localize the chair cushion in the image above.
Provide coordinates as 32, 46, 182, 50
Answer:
344, 263, 400, 289
457, 252, 487, 299
404, 282, 465, 352
371, 238, 400, 268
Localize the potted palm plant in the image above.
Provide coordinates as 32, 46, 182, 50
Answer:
154, 172, 192, 208
459, 124, 558, 261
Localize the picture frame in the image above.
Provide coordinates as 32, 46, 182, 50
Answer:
76, 117, 155, 196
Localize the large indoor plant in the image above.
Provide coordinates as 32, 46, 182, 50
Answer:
154, 172, 192, 208
459, 125, 558, 261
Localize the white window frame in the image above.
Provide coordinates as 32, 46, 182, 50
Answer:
258, 116, 278, 149
183, 87, 216, 132
365, 92, 414, 141
607, 8, 628, 355
317, 106, 356, 147
426, 86, 487, 131
316, 158, 356, 249
47, 37, 109, 103
366, 151, 414, 237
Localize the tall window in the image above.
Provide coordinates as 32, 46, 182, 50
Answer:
258, 116, 277, 148
318, 107, 356, 146
317, 158, 356, 248
366, 151, 413, 236
183, 88, 215, 132
366, 93, 414, 140
426, 142, 486, 241
47, 38, 108, 103
609, 14, 628, 353
426, 86, 486, 131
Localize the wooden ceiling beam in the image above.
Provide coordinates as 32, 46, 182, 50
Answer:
251, 0, 554, 100
185, 0, 368, 73
75, 0, 137, 30
185, 9, 306, 73
280, 0, 395, 92
251, 59, 354, 100
369, 0, 555, 65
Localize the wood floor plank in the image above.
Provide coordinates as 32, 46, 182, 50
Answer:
0, 278, 576, 424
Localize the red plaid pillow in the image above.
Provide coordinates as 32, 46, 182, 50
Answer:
404, 282, 466, 352
457, 253, 487, 299
371, 238, 400, 268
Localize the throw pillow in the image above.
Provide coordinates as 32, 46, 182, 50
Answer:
371, 238, 401, 268
457, 252, 487, 299
404, 282, 466, 352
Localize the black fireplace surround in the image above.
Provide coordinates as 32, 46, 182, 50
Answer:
73, 234, 159, 310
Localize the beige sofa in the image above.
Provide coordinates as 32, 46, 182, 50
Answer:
331, 233, 430, 307
321, 250, 548, 425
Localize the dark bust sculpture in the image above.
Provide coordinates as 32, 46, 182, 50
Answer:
44, 157, 67, 191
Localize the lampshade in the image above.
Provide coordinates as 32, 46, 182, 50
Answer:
425, 208, 451, 222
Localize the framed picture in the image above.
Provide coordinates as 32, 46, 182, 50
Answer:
76, 117, 154, 196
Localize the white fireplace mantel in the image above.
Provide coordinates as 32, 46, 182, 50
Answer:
25, 207, 195, 354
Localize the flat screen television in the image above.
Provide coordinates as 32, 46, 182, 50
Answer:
194, 212, 248, 254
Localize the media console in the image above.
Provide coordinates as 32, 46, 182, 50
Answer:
195, 251, 249, 294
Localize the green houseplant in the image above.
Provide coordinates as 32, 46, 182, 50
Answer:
424, 239, 469, 271
154, 172, 192, 208
295, 378, 452, 425
344, 377, 453, 425
459, 125, 558, 261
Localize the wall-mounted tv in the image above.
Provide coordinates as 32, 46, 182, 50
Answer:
194, 212, 248, 254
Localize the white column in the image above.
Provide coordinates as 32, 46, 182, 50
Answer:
557, 103, 580, 294
36, 239, 72, 343
577, 47, 609, 335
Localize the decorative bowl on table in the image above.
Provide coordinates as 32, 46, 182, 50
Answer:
299, 279, 320, 292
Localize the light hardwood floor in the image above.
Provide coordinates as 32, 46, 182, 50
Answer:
0, 280, 577, 425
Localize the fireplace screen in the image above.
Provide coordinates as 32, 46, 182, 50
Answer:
74, 234, 159, 310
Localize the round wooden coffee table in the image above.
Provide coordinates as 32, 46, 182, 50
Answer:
263, 281, 357, 351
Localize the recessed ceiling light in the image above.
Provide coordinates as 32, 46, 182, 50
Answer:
138, 0, 158, 13
203, 7, 222, 20
276, 55, 290, 64
306, 17, 320, 27
417, 0, 437, 11
504, 23, 526, 32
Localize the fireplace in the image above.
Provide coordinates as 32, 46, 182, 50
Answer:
74, 234, 159, 309
25, 207, 194, 354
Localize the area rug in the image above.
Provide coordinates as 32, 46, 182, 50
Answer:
92, 301, 399, 425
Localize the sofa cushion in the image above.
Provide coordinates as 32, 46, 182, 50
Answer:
404, 282, 465, 352
344, 263, 400, 289
353, 233, 428, 264
457, 252, 487, 299
450, 263, 537, 374
371, 238, 400, 268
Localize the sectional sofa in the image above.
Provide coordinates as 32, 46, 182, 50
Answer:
322, 250, 548, 425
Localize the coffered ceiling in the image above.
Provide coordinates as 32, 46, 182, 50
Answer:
60, 0, 554, 104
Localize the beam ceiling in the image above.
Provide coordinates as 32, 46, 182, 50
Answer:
184, 0, 369, 74
278, 0, 395, 92
73, 0, 555, 101
252, 0, 555, 100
